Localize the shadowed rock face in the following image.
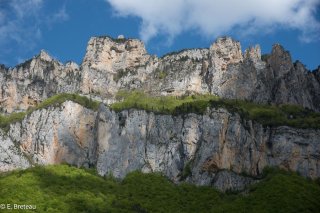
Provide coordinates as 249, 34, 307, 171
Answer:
0, 36, 319, 192
96, 106, 320, 190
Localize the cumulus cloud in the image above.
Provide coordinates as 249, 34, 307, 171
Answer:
106, 0, 320, 43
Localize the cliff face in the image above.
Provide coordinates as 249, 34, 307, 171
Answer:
77, 36, 320, 111
96, 106, 320, 191
1, 101, 96, 170
0, 35, 319, 192
0, 129, 30, 172
1, 103, 319, 192
1, 36, 319, 112
0, 51, 81, 113
81, 37, 151, 99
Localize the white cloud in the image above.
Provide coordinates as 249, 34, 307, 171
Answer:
106, 0, 320, 43
50, 6, 69, 24
10, 0, 43, 18
0, 0, 69, 64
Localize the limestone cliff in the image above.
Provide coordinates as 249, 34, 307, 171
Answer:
81, 36, 151, 99
96, 106, 320, 191
0, 51, 81, 113
0, 102, 319, 192
1, 36, 319, 112
77, 36, 320, 111
0, 101, 96, 172
0, 35, 319, 192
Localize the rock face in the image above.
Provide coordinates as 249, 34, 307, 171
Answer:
0, 51, 81, 113
254, 45, 320, 109
81, 36, 151, 97
77, 36, 320, 111
1, 103, 319, 192
213, 170, 258, 192
0, 130, 30, 172
95, 106, 320, 191
0, 35, 320, 191
1, 36, 319, 112
6, 101, 97, 168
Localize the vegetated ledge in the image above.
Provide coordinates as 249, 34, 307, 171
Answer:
1, 91, 319, 131
0, 93, 100, 131
110, 91, 320, 129
0, 164, 319, 212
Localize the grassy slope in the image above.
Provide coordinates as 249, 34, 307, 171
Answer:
111, 90, 219, 114
111, 91, 320, 129
0, 93, 99, 131
0, 165, 319, 213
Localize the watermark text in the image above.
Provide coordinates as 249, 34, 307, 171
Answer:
0, 203, 36, 210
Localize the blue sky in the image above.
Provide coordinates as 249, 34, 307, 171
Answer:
0, 0, 319, 70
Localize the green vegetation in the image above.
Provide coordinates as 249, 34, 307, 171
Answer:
111, 90, 219, 114
158, 71, 167, 79
0, 93, 99, 131
1, 91, 319, 131
98, 35, 128, 43
153, 68, 167, 80
36, 93, 99, 111
219, 100, 320, 129
110, 91, 320, 129
180, 160, 193, 180
261, 54, 270, 62
0, 165, 319, 212
114, 68, 129, 81
0, 112, 26, 131
179, 55, 190, 61
110, 46, 123, 53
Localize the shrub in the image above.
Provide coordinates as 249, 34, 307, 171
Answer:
261, 54, 270, 62
113, 69, 129, 82
180, 160, 193, 180
158, 71, 167, 79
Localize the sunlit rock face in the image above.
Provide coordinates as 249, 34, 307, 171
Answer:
82, 36, 150, 72
0, 51, 81, 113
80, 36, 151, 97
0, 129, 30, 172
6, 101, 97, 168
78, 36, 320, 111
1, 35, 319, 112
210, 37, 243, 72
